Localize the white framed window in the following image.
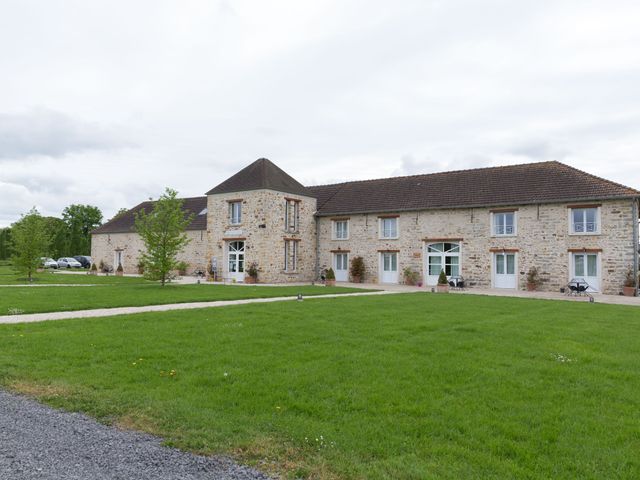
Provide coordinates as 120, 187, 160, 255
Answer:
569, 207, 600, 235
492, 211, 516, 236
284, 199, 300, 232
379, 217, 398, 239
229, 201, 242, 225
333, 220, 349, 240
283, 239, 298, 272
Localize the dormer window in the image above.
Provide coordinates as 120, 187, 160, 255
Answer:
284, 198, 300, 232
229, 200, 242, 225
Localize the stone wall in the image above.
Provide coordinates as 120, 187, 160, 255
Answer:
317, 199, 637, 294
90, 230, 208, 275
206, 189, 317, 283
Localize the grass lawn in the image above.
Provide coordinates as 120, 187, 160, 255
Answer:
1, 294, 639, 479
0, 283, 367, 315
0, 264, 147, 285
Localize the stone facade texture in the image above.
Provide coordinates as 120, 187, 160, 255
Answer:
90, 230, 208, 275
206, 189, 317, 283
318, 199, 637, 295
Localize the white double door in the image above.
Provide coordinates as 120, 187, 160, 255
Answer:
494, 252, 517, 289
227, 241, 245, 282
571, 253, 600, 292
334, 252, 349, 282
379, 252, 398, 284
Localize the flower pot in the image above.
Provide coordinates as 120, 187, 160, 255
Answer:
325, 280, 336, 287
351, 275, 361, 284
437, 284, 449, 293
115, 270, 124, 277
526, 283, 537, 291
244, 276, 256, 284
622, 286, 636, 297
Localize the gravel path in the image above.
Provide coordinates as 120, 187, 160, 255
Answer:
0, 290, 392, 324
0, 389, 272, 480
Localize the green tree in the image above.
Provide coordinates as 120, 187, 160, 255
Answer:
11, 208, 51, 281
43, 217, 69, 259
134, 188, 193, 286
62, 204, 103, 255
109, 208, 129, 222
0, 227, 12, 260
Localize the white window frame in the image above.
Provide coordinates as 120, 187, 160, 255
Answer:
379, 217, 399, 239
491, 211, 517, 237
332, 219, 349, 240
284, 199, 300, 233
569, 207, 601, 235
229, 201, 242, 225
283, 240, 298, 272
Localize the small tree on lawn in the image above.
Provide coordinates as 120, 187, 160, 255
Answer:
134, 188, 194, 286
11, 208, 50, 282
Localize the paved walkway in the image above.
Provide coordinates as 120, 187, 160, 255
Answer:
0, 290, 392, 325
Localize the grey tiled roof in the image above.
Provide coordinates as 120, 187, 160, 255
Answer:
308, 161, 639, 216
92, 196, 207, 234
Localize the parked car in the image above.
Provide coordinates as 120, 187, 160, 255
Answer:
73, 255, 92, 268
40, 257, 58, 269
57, 257, 82, 268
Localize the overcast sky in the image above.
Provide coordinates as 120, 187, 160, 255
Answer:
1, 0, 639, 226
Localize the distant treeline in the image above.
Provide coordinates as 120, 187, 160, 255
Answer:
0, 204, 103, 260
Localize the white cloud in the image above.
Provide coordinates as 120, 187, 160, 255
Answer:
0, 0, 639, 226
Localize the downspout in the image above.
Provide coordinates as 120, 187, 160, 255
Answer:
634, 198, 639, 295
314, 214, 320, 282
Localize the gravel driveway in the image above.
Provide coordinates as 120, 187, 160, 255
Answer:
0, 389, 272, 480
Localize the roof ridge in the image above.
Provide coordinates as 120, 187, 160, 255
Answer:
307, 160, 560, 189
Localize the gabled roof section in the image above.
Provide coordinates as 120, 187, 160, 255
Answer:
206, 158, 311, 197
92, 196, 207, 235
308, 161, 639, 216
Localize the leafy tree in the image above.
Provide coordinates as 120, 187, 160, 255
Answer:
62, 204, 103, 255
0, 227, 11, 260
11, 208, 50, 281
43, 217, 69, 258
109, 208, 130, 222
134, 188, 193, 286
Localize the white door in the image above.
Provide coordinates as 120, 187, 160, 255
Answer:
334, 253, 349, 282
227, 241, 245, 282
494, 252, 517, 289
572, 253, 599, 292
426, 242, 460, 286
380, 252, 398, 284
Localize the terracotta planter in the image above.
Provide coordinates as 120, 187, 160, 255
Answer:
116, 270, 124, 277
244, 276, 256, 284
325, 279, 336, 287
622, 286, 636, 297
526, 283, 537, 291
437, 284, 449, 293
351, 275, 361, 284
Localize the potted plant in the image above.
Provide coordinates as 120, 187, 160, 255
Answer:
350, 256, 365, 283
403, 267, 420, 286
325, 267, 336, 287
89, 262, 98, 275
176, 261, 188, 276
437, 270, 449, 293
245, 262, 258, 284
137, 261, 144, 275
526, 266, 542, 291
115, 263, 124, 276
623, 268, 637, 296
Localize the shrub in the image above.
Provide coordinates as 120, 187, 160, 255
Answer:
90, 263, 98, 272
350, 256, 365, 280
176, 261, 188, 275
403, 267, 420, 285
325, 268, 336, 280
527, 266, 542, 286
116, 263, 124, 273
247, 262, 258, 278
624, 267, 636, 287
437, 270, 448, 285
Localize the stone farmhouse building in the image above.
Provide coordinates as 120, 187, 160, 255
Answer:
92, 158, 639, 294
